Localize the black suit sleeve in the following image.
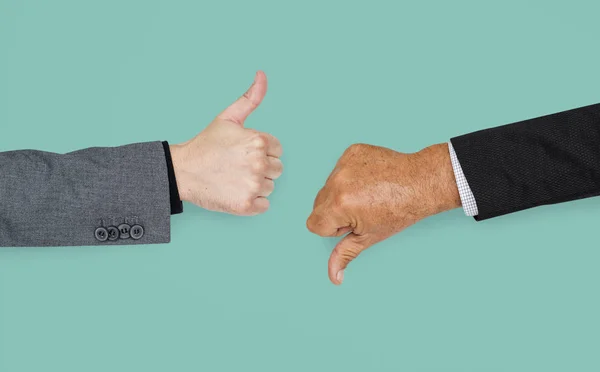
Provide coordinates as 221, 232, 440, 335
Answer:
450, 103, 600, 221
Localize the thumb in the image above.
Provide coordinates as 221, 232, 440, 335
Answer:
217, 71, 267, 126
328, 233, 372, 285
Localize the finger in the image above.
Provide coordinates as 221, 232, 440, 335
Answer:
217, 71, 268, 126
306, 205, 349, 237
328, 233, 371, 285
253, 197, 270, 214
264, 133, 283, 158
259, 179, 275, 197
265, 157, 283, 179
246, 131, 281, 157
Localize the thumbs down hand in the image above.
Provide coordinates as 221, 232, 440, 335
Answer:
170, 71, 283, 215
306, 143, 461, 285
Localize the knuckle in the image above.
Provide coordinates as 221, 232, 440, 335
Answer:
340, 251, 358, 265
329, 167, 350, 184
338, 245, 362, 264
332, 190, 351, 207
329, 170, 343, 183
343, 143, 372, 158
346, 143, 362, 153
252, 159, 268, 173
350, 143, 371, 151
252, 133, 268, 149
248, 180, 261, 194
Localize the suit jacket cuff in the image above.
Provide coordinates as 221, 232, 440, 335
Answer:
162, 141, 184, 215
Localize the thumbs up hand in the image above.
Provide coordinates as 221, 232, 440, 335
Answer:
170, 71, 283, 215
306, 143, 461, 285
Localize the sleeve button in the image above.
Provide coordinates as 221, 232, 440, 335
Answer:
130, 225, 144, 240
118, 224, 131, 239
95, 227, 109, 242
107, 226, 119, 241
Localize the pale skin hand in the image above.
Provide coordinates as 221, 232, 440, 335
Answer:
170, 71, 283, 215
306, 143, 462, 285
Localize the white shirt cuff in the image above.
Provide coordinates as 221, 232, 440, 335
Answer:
448, 141, 479, 216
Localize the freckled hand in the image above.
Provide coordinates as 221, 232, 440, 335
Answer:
307, 143, 461, 285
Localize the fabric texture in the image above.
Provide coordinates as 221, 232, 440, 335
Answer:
451, 103, 600, 221
0, 141, 172, 246
448, 141, 479, 216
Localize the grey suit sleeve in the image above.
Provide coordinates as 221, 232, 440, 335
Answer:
0, 141, 172, 247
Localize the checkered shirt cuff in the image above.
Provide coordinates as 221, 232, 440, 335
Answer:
448, 141, 479, 216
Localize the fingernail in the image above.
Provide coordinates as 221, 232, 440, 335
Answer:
336, 270, 344, 284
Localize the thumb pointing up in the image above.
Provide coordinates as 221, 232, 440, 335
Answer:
218, 71, 268, 126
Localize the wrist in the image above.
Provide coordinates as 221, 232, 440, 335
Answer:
416, 143, 462, 214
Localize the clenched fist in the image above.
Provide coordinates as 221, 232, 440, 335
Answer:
306, 143, 461, 285
170, 71, 283, 215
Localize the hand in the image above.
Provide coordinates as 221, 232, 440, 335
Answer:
306, 143, 461, 285
170, 71, 283, 215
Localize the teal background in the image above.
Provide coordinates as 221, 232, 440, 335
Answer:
1, 0, 600, 371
